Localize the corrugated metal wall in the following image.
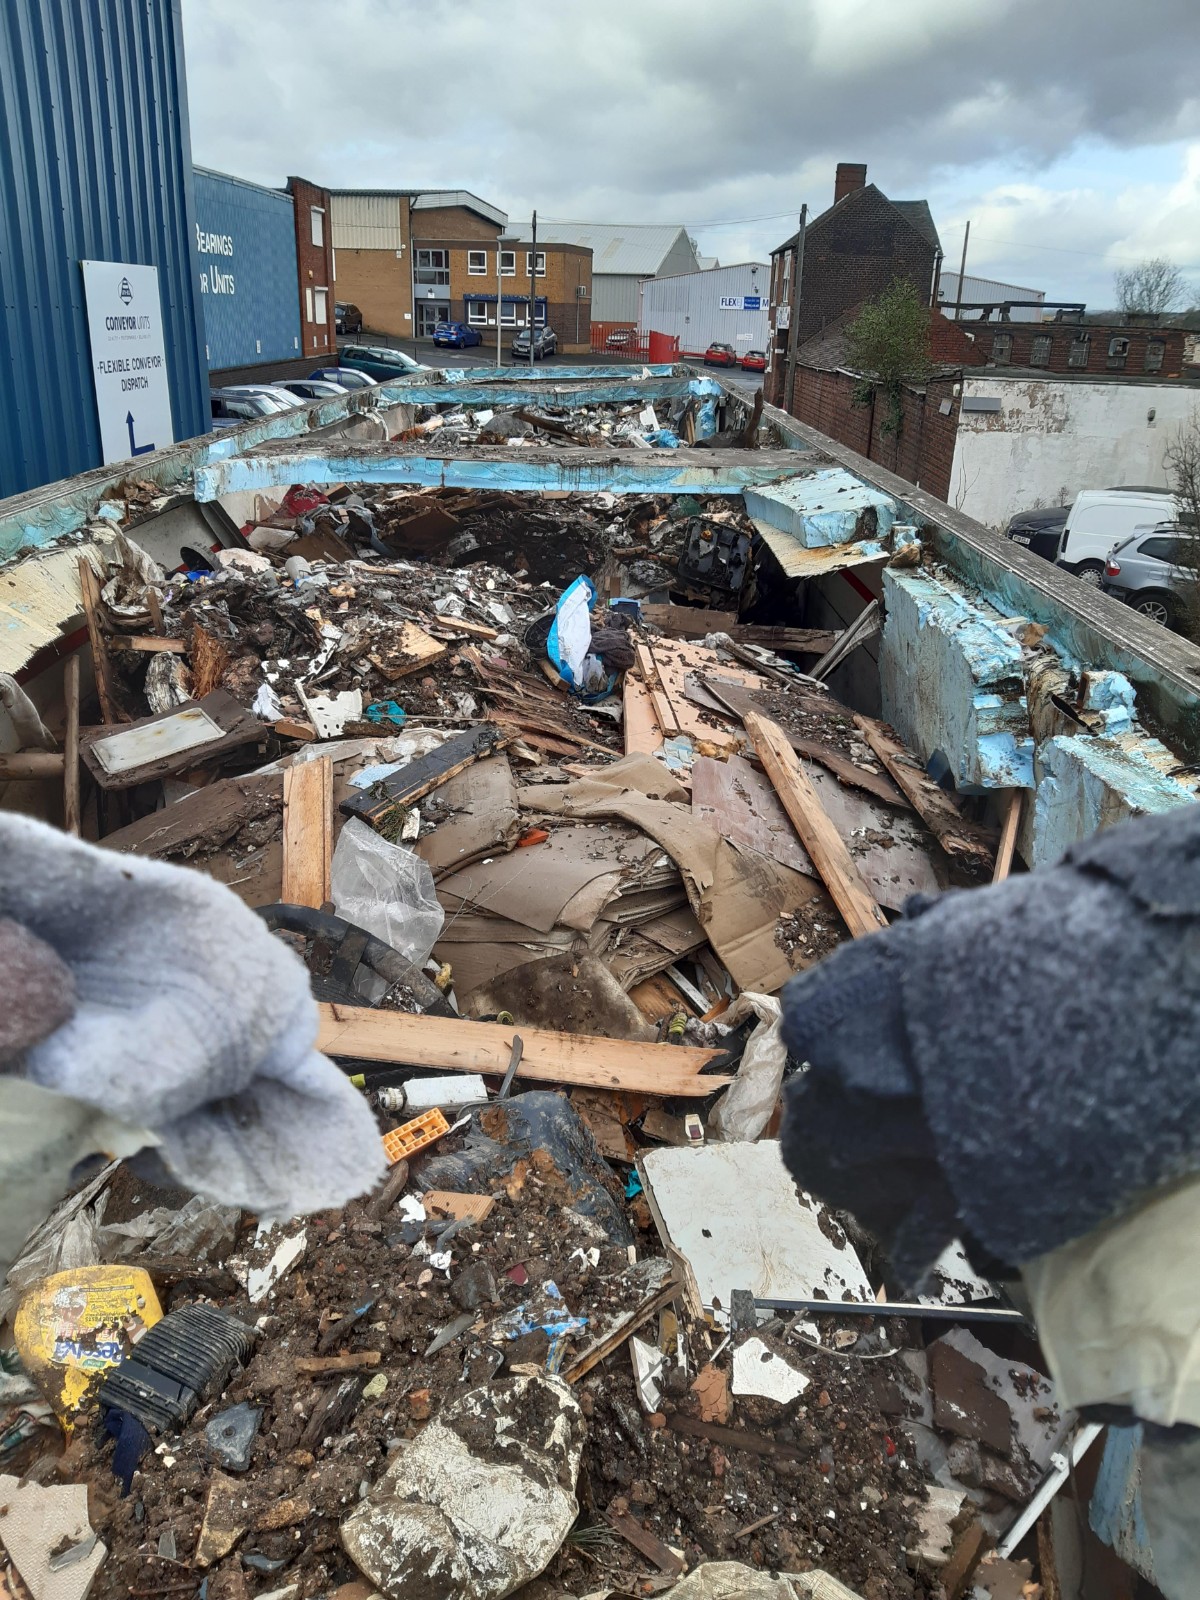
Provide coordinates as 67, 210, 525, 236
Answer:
330, 193, 407, 251
938, 272, 1045, 321
0, 0, 208, 499
591, 275, 642, 324
193, 169, 301, 371
641, 264, 770, 355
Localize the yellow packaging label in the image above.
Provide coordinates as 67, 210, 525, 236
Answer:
14, 1265, 163, 1422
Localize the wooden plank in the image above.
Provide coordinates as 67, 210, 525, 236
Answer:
99, 771, 283, 859
282, 754, 333, 909
78, 689, 264, 791
274, 718, 317, 742
993, 791, 1023, 883
634, 641, 680, 736
744, 710, 889, 939
623, 673, 663, 756
63, 652, 81, 836
433, 615, 499, 640
855, 715, 995, 874
295, 1351, 381, 1375
112, 636, 187, 654
76, 555, 122, 725
605, 1511, 686, 1577
0, 752, 64, 779
339, 723, 511, 827
641, 602, 738, 640
316, 1003, 732, 1097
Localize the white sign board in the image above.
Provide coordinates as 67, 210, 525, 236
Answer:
80, 261, 175, 466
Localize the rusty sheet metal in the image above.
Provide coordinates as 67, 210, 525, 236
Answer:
749, 517, 888, 578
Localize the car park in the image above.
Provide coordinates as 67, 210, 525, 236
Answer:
210, 389, 285, 428
433, 321, 482, 350
271, 378, 352, 401
335, 302, 363, 334
511, 326, 558, 360
1004, 504, 1070, 563
338, 344, 430, 378
1101, 527, 1200, 628
221, 383, 306, 411
310, 367, 378, 390
740, 349, 766, 371
605, 328, 635, 349
1056, 487, 1178, 584
704, 342, 738, 367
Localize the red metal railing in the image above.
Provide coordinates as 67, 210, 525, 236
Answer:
590, 322, 651, 360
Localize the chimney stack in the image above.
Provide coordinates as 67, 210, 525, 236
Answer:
834, 163, 868, 203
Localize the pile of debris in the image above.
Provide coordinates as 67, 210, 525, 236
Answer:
0, 474, 1074, 1600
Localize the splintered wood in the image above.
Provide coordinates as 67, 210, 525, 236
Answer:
855, 714, 996, 875
282, 755, 333, 909
744, 711, 888, 939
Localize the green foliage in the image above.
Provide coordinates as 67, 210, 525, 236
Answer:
845, 278, 933, 438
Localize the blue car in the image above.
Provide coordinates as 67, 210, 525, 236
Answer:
432, 321, 482, 350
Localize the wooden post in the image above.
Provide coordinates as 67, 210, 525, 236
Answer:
63, 652, 81, 836
992, 791, 1023, 883
744, 710, 889, 939
77, 556, 120, 725
282, 755, 334, 908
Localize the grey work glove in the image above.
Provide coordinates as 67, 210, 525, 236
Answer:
0, 814, 383, 1219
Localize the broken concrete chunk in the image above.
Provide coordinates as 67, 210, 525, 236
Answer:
929, 1339, 1013, 1456
195, 1470, 248, 1568
340, 1374, 586, 1600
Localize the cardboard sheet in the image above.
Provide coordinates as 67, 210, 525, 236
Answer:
692, 754, 810, 874
415, 755, 520, 878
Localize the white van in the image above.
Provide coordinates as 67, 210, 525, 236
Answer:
1057, 487, 1178, 584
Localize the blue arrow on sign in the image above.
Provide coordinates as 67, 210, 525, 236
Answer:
126, 411, 155, 457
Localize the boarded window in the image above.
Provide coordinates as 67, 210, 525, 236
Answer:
313, 288, 327, 325
1030, 334, 1052, 367
1107, 336, 1129, 370
1068, 334, 1091, 368
310, 208, 324, 247
991, 332, 1013, 365
1146, 338, 1166, 372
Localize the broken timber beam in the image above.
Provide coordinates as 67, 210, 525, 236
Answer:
316, 1003, 732, 1097
0, 752, 65, 780
63, 651, 81, 835
744, 710, 888, 938
340, 723, 510, 828
854, 715, 996, 876
993, 791, 1023, 883
282, 754, 333, 909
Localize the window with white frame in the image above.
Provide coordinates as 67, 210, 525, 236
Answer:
526, 251, 546, 277
415, 249, 450, 286
467, 301, 488, 325
534, 302, 546, 324
310, 207, 324, 247
305, 287, 314, 323
313, 288, 328, 325
467, 250, 487, 275
499, 251, 515, 277
500, 301, 518, 325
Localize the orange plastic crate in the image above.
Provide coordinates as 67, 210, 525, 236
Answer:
382, 1108, 451, 1166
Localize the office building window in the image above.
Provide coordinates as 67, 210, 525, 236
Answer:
310, 208, 324, 247
499, 251, 515, 277
467, 250, 487, 275
526, 252, 546, 277
500, 301, 518, 325
467, 300, 488, 325
415, 249, 450, 286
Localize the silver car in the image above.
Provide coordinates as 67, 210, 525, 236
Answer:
1101, 526, 1199, 627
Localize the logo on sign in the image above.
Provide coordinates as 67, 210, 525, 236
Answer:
743, 295, 762, 310
719, 296, 742, 310
119, 277, 133, 305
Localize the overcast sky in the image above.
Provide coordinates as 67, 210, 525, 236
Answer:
182, 0, 1200, 309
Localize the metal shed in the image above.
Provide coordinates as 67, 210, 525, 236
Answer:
193, 169, 302, 373
641, 263, 770, 358
0, 0, 209, 498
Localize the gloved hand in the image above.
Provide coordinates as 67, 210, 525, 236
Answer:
0, 814, 383, 1220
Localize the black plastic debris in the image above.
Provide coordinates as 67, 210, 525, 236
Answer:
98, 1303, 256, 1434
205, 1401, 262, 1471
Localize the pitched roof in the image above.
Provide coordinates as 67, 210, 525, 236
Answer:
535, 222, 695, 276
772, 185, 940, 256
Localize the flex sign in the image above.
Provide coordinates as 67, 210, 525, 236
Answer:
81, 261, 175, 466
720, 294, 763, 312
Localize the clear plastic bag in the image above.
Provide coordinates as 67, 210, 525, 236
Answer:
709, 992, 788, 1143
331, 817, 444, 966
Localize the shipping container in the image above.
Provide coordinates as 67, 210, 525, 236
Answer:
193, 168, 302, 373
0, 0, 209, 498
641, 263, 770, 358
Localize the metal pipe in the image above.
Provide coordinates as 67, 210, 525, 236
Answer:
753, 1295, 1026, 1325
529, 210, 537, 371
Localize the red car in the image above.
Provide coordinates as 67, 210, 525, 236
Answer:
704, 342, 738, 367
741, 349, 766, 371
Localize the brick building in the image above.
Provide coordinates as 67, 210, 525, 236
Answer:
286, 176, 337, 364
418, 239, 593, 353
951, 312, 1191, 379
767, 162, 941, 406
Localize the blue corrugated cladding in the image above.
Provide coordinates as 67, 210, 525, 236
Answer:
193, 169, 301, 371
0, 0, 209, 499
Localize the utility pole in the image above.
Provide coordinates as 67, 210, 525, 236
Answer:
782, 204, 807, 418
529, 209, 538, 370
496, 239, 503, 369
952, 221, 970, 321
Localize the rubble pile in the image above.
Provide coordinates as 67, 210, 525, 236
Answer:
1, 464, 1079, 1600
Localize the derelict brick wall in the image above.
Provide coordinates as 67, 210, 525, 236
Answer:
797, 185, 936, 343
289, 177, 337, 360
333, 248, 410, 337
968, 322, 1187, 378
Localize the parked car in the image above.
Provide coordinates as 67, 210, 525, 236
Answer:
1004, 504, 1070, 563
605, 328, 636, 349
511, 326, 558, 360
338, 344, 429, 378
1057, 487, 1178, 584
1101, 527, 1200, 628
704, 342, 738, 367
210, 389, 284, 428
310, 366, 377, 390
741, 349, 766, 371
432, 321, 482, 350
335, 302, 363, 334
220, 383, 305, 410
271, 378, 351, 401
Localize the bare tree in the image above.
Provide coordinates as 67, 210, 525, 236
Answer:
1113, 257, 1189, 315
1162, 410, 1200, 639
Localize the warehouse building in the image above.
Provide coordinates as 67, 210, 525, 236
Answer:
641, 262, 770, 359
0, 0, 209, 497
536, 222, 702, 328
